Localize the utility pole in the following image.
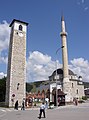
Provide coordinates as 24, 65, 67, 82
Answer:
55, 46, 64, 106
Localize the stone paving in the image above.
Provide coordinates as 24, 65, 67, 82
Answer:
0, 101, 89, 120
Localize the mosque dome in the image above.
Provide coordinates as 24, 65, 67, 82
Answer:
52, 68, 75, 76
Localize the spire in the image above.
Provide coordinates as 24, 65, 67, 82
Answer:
61, 15, 64, 21
60, 15, 67, 36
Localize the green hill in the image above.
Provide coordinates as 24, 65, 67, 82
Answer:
26, 81, 45, 93
83, 82, 89, 88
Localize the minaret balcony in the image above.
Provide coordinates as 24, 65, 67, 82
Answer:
60, 32, 67, 36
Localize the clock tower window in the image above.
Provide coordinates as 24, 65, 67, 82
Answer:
19, 25, 23, 31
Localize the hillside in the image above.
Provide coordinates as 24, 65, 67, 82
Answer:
83, 82, 89, 88
26, 81, 89, 93
26, 81, 45, 93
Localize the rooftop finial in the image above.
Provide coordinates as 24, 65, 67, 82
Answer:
61, 15, 64, 21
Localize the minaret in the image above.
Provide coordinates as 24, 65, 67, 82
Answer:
60, 16, 69, 79
5, 19, 28, 107
60, 16, 71, 102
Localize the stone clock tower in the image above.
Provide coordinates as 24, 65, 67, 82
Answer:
5, 19, 28, 107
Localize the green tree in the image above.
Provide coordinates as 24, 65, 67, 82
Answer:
0, 77, 6, 102
31, 84, 36, 93
26, 83, 33, 92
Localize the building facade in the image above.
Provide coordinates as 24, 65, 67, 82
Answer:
37, 68, 84, 105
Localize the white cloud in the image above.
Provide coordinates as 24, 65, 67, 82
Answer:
0, 72, 7, 79
77, 0, 89, 11
0, 20, 10, 52
77, 0, 85, 4
29, 51, 51, 64
0, 49, 89, 83
26, 51, 61, 82
0, 20, 10, 64
70, 58, 89, 68
84, 7, 89, 11
27, 52, 89, 83
82, 0, 85, 4
0, 56, 8, 64
70, 58, 89, 82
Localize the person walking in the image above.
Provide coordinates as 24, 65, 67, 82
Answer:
21, 99, 25, 110
39, 102, 46, 119
45, 98, 49, 108
14, 100, 18, 110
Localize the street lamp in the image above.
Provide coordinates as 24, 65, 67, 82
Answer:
55, 46, 64, 106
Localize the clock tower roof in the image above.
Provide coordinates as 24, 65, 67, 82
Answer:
9, 19, 28, 27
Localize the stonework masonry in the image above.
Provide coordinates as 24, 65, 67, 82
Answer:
60, 16, 71, 102
5, 20, 28, 107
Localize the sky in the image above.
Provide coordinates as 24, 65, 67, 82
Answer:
0, 0, 89, 83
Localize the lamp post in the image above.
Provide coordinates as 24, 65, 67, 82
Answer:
55, 46, 64, 106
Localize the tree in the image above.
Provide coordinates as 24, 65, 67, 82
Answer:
26, 83, 33, 92
0, 77, 6, 102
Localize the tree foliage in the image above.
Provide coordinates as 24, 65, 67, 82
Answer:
26, 83, 33, 92
26, 81, 44, 93
0, 77, 6, 102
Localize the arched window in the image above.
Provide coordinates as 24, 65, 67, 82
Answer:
72, 83, 73, 88
19, 25, 23, 31
76, 89, 78, 94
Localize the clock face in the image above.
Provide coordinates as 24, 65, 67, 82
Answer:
18, 32, 23, 37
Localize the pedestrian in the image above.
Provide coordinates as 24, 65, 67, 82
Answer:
39, 102, 46, 119
75, 98, 78, 106
21, 99, 25, 110
45, 98, 49, 108
73, 98, 78, 106
14, 100, 18, 110
45, 101, 48, 109
58, 97, 60, 106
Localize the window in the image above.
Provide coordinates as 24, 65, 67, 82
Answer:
19, 25, 23, 31
72, 83, 73, 88
17, 83, 20, 90
76, 89, 78, 94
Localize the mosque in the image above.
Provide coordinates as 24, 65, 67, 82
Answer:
5, 16, 84, 107
36, 16, 85, 105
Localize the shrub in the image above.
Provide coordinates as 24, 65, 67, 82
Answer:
82, 96, 87, 100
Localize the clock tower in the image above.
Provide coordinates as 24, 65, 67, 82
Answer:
5, 19, 28, 107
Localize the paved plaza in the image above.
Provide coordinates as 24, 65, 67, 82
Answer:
0, 100, 89, 120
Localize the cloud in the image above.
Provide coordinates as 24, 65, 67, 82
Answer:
77, 0, 85, 4
0, 20, 10, 52
84, 7, 89, 11
0, 49, 89, 83
0, 20, 10, 64
70, 58, 89, 82
81, 0, 85, 3
77, 0, 89, 11
0, 56, 8, 64
70, 58, 88, 68
29, 51, 51, 64
27, 52, 89, 83
0, 72, 7, 79
26, 51, 62, 82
